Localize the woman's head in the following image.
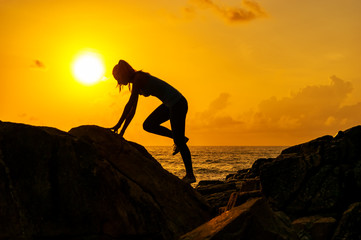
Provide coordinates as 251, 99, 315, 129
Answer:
112, 60, 136, 87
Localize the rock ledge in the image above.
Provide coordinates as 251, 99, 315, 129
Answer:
0, 122, 211, 240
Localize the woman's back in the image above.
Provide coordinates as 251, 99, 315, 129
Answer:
139, 73, 183, 108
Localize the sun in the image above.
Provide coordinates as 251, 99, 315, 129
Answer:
72, 52, 105, 85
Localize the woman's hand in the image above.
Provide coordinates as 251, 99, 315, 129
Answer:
109, 125, 120, 133
119, 128, 125, 138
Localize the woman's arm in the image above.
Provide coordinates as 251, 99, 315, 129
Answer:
118, 93, 138, 137
110, 91, 138, 134
110, 72, 144, 135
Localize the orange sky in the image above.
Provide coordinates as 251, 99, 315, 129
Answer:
1, 0, 361, 146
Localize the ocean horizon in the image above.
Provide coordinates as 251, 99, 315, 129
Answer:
145, 146, 287, 185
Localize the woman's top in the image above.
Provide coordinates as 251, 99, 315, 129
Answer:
138, 73, 183, 108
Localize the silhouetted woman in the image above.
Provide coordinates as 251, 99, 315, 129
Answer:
110, 60, 196, 184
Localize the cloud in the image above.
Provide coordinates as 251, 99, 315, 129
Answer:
188, 0, 267, 23
189, 76, 361, 145
31, 60, 46, 69
187, 76, 361, 145
245, 76, 361, 138
201, 92, 231, 118
190, 93, 243, 131
18, 113, 39, 123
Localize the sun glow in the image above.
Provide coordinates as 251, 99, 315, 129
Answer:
72, 52, 105, 85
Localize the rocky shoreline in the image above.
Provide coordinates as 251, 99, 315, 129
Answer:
1, 121, 361, 239
0, 121, 211, 239
187, 125, 361, 240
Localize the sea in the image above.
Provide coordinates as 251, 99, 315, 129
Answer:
145, 146, 287, 185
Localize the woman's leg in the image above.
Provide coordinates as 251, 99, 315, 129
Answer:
170, 98, 195, 180
143, 104, 173, 139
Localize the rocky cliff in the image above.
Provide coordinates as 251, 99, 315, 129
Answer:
0, 121, 211, 240
2, 120, 361, 240
188, 125, 361, 240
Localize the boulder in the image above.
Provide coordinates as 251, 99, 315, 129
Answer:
196, 180, 262, 215
195, 181, 238, 212
332, 202, 361, 240
180, 197, 299, 240
292, 215, 336, 240
0, 122, 211, 240
225, 158, 273, 181
195, 181, 236, 195
259, 126, 361, 216
237, 177, 261, 192
201, 190, 237, 213
223, 191, 262, 212
183, 125, 361, 239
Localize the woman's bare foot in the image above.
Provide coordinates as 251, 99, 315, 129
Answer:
182, 174, 196, 184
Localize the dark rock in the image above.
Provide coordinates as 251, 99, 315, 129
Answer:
203, 190, 237, 212
180, 197, 299, 240
332, 202, 361, 240
260, 154, 308, 211
225, 168, 250, 180
181, 125, 361, 239
281, 135, 334, 156
286, 165, 343, 214
292, 215, 337, 240
259, 125, 361, 216
225, 158, 274, 181
195, 181, 239, 213
248, 158, 275, 177
197, 180, 224, 186
238, 177, 261, 192
196, 178, 262, 215
0, 122, 211, 240
222, 190, 262, 212
195, 181, 236, 195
